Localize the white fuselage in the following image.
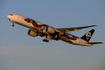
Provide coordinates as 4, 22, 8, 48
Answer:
7, 14, 92, 46
60, 33, 92, 46
7, 14, 44, 31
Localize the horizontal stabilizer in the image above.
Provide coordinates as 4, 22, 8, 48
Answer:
87, 42, 103, 44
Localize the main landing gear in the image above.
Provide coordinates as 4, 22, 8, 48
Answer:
42, 39, 49, 42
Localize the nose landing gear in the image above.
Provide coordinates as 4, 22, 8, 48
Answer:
12, 23, 14, 27
12, 24, 14, 27
9, 19, 15, 27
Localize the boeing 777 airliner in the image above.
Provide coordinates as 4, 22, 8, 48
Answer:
7, 14, 103, 46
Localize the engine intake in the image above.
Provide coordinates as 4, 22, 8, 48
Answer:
27, 30, 38, 37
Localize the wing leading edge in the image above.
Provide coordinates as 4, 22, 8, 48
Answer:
56, 25, 97, 33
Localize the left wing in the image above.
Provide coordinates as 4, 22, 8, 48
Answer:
56, 25, 97, 33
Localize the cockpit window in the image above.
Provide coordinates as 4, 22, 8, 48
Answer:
9, 14, 13, 16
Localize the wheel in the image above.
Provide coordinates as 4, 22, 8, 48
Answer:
12, 24, 14, 27
42, 39, 49, 42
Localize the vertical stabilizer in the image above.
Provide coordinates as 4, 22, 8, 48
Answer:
81, 29, 95, 42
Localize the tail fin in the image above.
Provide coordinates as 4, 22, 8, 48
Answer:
81, 29, 95, 42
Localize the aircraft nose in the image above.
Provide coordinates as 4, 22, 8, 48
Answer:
7, 14, 14, 21
7, 15, 11, 21
7, 15, 10, 18
7, 14, 13, 18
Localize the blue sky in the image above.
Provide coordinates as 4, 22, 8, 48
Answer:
0, 0, 105, 70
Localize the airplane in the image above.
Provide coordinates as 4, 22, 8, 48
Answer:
7, 14, 103, 46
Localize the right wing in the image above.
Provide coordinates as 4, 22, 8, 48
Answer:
56, 25, 97, 33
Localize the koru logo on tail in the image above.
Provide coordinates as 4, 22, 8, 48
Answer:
86, 32, 91, 37
86, 32, 91, 40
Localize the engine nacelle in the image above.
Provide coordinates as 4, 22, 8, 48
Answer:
47, 27, 56, 34
27, 30, 38, 37
41, 26, 56, 34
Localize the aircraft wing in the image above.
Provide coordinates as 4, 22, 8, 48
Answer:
56, 25, 97, 33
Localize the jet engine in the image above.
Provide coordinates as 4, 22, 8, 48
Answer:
47, 27, 56, 34
41, 26, 56, 34
27, 30, 38, 37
